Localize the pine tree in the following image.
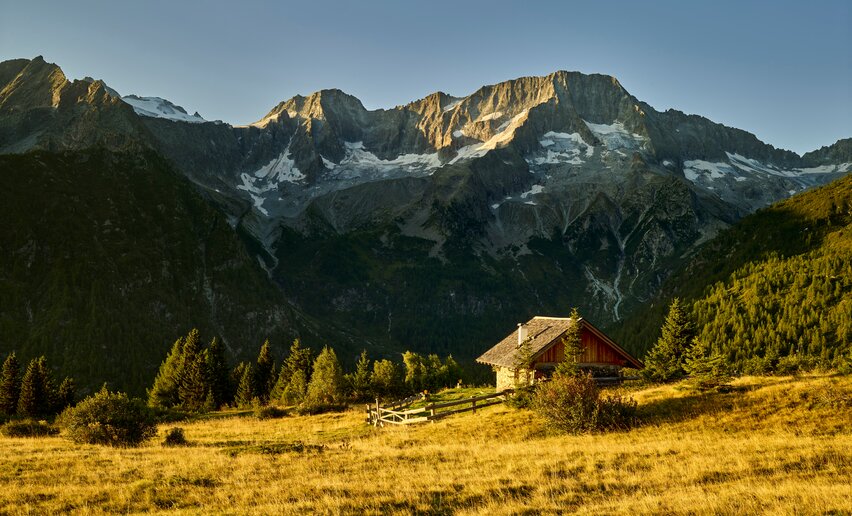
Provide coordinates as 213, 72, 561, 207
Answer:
442, 356, 463, 387
56, 377, 76, 411
254, 340, 275, 405
684, 339, 727, 382
555, 308, 584, 377
642, 298, 695, 382
17, 357, 47, 417
304, 346, 344, 408
148, 336, 185, 408
346, 350, 372, 401
272, 339, 312, 401
235, 363, 255, 408
0, 352, 21, 416
178, 349, 211, 412
205, 337, 231, 408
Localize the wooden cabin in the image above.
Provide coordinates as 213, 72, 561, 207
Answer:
476, 316, 643, 390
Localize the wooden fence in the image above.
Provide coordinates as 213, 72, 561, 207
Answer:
366, 389, 515, 427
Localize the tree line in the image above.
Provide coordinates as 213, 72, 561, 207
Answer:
146, 329, 465, 413
0, 353, 75, 420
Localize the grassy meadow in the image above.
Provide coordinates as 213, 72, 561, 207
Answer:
2, 374, 851, 515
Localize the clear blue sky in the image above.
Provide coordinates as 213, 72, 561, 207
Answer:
1, 0, 849, 154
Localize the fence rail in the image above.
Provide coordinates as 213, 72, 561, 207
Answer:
366, 389, 515, 427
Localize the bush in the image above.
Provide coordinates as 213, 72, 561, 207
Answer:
0, 419, 59, 438
531, 373, 637, 434
254, 406, 288, 419
162, 427, 189, 447
59, 387, 156, 447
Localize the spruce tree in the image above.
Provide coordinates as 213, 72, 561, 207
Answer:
272, 339, 312, 401
642, 298, 695, 382
347, 350, 372, 401
235, 363, 255, 408
205, 337, 231, 408
556, 308, 585, 377
0, 352, 21, 416
148, 336, 185, 408
304, 346, 344, 408
178, 349, 211, 412
57, 377, 76, 411
17, 357, 48, 417
254, 340, 275, 405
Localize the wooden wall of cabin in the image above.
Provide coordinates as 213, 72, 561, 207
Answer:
535, 328, 627, 366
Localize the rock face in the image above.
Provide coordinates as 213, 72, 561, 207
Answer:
1, 57, 849, 362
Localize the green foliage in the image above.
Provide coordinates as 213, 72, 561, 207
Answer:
642, 299, 695, 382
0, 150, 294, 396
555, 308, 584, 377
619, 174, 852, 374
303, 347, 344, 409
161, 427, 189, 447
346, 350, 372, 401
272, 339, 313, 402
0, 352, 21, 416
280, 369, 308, 406
60, 387, 156, 447
56, 377, 76, 411
512, 337, 534, 388
235, 363, 255, 409
17, 356, 55, 418
370, 359, 400, 400
147, 337, 185, 408
0, 419, 59, 438
254, 406, 288, 420
205, 338, 231, 408
402, 351, 427, 392
531, 372, 637, 434
254, 340, 276, 404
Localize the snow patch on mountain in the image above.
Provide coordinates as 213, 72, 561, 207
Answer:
528, 131, 593, 166
477, 111, 503, 122
583, 120, 647, 151
122, 95, 206, 123
443, 98, 463, 112
336, 141, 441, 174
237, 144, 304, 214
450, 110, 529, 164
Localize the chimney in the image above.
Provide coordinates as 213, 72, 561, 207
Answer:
517, 323, 526, 346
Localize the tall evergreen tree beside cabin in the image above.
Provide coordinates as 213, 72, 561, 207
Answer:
642, 299, 696, 382
0, 353, 21, 417
556, 308, 585, 377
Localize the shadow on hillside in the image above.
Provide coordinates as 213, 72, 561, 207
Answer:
635, 378, 801, 426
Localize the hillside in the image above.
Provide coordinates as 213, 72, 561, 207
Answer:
1, 375, 850, 513
0, 149, 297, 394
615, 173, 852, 368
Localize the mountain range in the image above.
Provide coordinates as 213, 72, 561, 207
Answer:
1, 56, 849, 392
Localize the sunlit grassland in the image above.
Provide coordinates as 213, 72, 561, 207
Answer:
2, 374, 850, 514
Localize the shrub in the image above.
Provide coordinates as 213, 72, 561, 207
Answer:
254, 406, 288, 419
531, 373, 637, 434
59, 387, 156, 447
0, 419, 59, 438
162, 427, 189, 447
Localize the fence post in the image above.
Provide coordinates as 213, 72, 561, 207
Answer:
375, 398, 381, 427
472, 399, 477, 414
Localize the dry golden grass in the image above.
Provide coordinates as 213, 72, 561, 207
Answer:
2, 374, 850, 515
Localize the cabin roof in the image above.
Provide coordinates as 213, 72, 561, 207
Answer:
475, 316, 643, 369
